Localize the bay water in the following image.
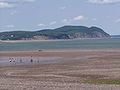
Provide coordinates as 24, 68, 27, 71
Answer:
0, 38, 120, 51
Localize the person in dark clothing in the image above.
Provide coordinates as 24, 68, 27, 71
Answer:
30, 56, 33, 62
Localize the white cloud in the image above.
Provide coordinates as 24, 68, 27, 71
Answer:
73, 16, 85, 21
23, 0, 35, 2
6, 25, 15, 28
59, 6, 66, 10
49, 21, 57, 25
62, 19, 71, 24
0, 2, 15, 8
0, 24, 15, 29
115, 18, 120, 23
92, 18, 97, 21
37, 24, 46, 27
88, 0, 120, 4
61, 15, 85, 25
0, 0, 36, 8
10, 10, 17, 15
0, 0, 35, 2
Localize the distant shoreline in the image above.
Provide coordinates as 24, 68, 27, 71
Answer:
0, 38, 111, 43
0, 39, 67, 43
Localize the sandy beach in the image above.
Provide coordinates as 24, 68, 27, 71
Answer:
0, 39, 70, 43
0, 49, 120, 90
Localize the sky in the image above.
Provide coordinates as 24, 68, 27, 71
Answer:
0, 0, 120, 35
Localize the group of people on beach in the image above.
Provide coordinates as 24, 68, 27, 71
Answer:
9, 58, 16, 62
9, 56, 34, 63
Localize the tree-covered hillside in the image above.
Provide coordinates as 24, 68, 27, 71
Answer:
0, 26, 110, 40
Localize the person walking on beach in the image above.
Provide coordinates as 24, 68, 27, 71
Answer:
12, 58, 16, 64
37, 60, 39, 63
20, 59, 22, 63
13, 59, 15, 62
30, 56, 33, 63
30, 59, 33, 62
20, 58, 22, 63
9, 58, 12, 62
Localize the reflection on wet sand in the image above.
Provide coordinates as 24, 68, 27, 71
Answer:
0, 53, 119, 67
0, 57, 64, 66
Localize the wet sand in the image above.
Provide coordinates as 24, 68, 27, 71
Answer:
1, 49, 120, 57
0, 49, 120, 90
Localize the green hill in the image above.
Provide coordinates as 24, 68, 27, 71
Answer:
0, 26, 110, 40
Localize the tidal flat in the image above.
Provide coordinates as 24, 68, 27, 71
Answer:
0, 50, 120, 90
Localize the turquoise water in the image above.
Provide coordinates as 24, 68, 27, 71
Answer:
0, 38, 120, 51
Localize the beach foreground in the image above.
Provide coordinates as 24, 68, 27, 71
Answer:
0, 50, 120, 90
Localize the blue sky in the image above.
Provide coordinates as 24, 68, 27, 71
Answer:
0, 0, 120, 35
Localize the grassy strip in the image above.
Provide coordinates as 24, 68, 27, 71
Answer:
84, 80, 120, 84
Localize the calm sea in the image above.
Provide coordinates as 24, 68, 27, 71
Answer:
0, 38, 120, 51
